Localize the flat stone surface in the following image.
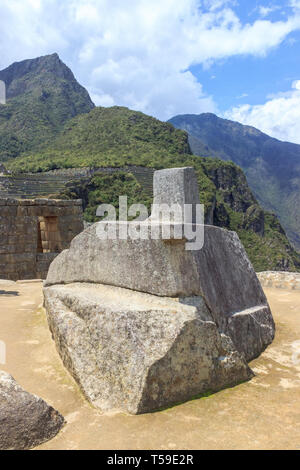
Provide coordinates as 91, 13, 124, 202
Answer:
45, 223, 265, 307
0, 281, 298, 450
44, 282, 252, 414
0, 371, 65, 450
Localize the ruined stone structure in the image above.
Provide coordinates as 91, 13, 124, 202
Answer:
44, 167, 275, 415
0, 198, 83, 281
258, 271, 300, 290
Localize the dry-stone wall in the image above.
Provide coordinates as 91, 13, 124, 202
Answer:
258, 271, 300, 290
0, 198, 83, 280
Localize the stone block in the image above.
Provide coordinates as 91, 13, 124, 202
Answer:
44, 283, 253, 414
152, 167, 200, 223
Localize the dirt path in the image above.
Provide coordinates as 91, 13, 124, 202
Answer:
0, 281, 299, 450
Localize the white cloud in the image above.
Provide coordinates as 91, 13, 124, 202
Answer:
259, 6, 273, 17
258, 5, 280, 18
203, 0, 237, 11
1, 0, 300, 120
290, 0, 300, 10
225, 80, 300, 143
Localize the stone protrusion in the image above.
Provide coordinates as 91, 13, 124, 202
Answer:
151, 167, 200, 223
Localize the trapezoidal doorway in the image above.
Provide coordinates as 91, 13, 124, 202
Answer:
37, 216, 62, 253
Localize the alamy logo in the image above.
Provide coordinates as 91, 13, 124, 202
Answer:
96, 196, 205, 251
0, 80, 6, 105
0, 340, 6, 365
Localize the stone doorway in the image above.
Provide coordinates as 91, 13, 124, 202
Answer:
37, 216, 62, 253
0, 198, 83, 281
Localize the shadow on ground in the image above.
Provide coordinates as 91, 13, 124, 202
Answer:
0, 290, 19, 296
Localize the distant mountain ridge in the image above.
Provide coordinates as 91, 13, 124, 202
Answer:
169, 113, 300, 251
0, 53, 94, 160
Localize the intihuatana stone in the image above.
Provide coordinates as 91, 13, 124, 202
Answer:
44, 167, 275, 414
45, 224, 273, 362
0, 371, 65, 450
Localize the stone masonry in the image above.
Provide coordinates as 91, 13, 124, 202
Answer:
0, 198, 83, 281
258, 271, 300, 290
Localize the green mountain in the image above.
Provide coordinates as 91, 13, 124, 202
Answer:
0, 53, 94, 160
169, 113, 300, 251
0, 54, 299, 271
7, 106, 191, 172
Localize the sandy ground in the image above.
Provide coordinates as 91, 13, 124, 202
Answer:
0, 280, 299, 450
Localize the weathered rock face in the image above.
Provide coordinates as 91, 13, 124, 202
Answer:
0, 371, 65, 450
44, 167, 275, 414
243, 205, 265, 237
44, 283, 253, 414
0, 164, 9, 176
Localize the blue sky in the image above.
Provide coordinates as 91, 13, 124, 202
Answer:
1, 0, 300, 143
192, 29, 300, 111
192, 1, 300, 113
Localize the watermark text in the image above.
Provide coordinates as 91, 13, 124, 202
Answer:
0, 80, 6, 105
96, 197, 204, 251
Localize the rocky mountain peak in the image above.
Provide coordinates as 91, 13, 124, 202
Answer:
0, 53, 94, 108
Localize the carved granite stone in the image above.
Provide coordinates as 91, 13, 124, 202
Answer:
44, 167, 275, 414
